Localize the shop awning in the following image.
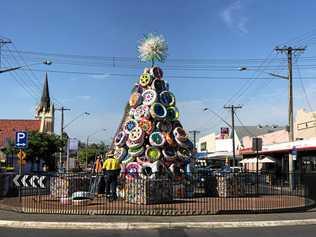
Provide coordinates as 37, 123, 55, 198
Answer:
240, 158, 257, 163
260, 156, 276, 163
240, 157, 276, 164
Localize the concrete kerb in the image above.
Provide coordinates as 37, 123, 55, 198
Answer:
1, 219, 316, 230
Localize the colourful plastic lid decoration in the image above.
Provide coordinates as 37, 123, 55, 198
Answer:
142, 89, 157, 105
123, 119, 138, 134
150, 102, 167, 119
129, 108, 136, 117
162, 147, 177, 161
114, 131, 127, 147
134, 104, 150, 120
172, 120, 183, 129
131, 83, 144, 94
150, 66, 163, 78
126, 136, 144, 148
164, 132, 176, 147
128, 145, 145, 157
149, 132, 165, 147
136, 156, 150, 164
114, 147, 127, 161
139, 72, 152, 87
156, 121, 172, 133
159, 91, 175, 107
128, 126, 144, 142
143, 67, 150, 74
166, 107, 179, 121
177, 147, 192, 160
174, 135, 188, 148
125, 162, 141, 180
139, 118, 154, 135
173, 127, 188, 142
145, 146, 161, 162
151, 79, 166, 93
121, 155, 135, 165
129, 92, 142, 108
140, 162, 155, 179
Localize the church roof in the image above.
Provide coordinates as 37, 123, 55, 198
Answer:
38, 73, 51, 112
0, 119, 40, 148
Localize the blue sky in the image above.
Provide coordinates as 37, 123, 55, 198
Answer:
1, 0, 316, 143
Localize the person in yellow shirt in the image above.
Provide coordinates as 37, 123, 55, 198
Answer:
103, 151, 121, 200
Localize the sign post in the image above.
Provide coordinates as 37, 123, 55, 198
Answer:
15, 131, 28, 201
252, 137, 263, 195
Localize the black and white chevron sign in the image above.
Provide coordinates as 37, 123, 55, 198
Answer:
13, 175, 47, 188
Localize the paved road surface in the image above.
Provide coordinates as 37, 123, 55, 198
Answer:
1, 225, 316, 237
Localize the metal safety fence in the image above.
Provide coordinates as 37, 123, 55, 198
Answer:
1, 171, 315, 215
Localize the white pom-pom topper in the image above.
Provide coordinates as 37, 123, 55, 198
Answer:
138, 33, 168, 66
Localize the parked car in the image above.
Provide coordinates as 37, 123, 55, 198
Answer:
192, 165, 215, 187
220, 165, 243, 174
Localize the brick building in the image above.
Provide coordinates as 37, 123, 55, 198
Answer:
0, 73, 55, 170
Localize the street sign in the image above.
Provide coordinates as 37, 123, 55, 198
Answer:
291, 146, 297, 156
17, 150, 26, 160
13, 175, 47, 188
220, 127, 229, 135
69, 138, 79, 151
15, 131, 28, 149
252, 137, 263, 151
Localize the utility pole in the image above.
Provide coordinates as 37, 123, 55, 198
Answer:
189, 130, 200, 150
275, 46, 305, 189
0, 38, 12, 68
224, 105, 242, 166
56, 106, 71, 170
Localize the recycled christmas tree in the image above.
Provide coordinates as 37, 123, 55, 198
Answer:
112, 34, 194, 183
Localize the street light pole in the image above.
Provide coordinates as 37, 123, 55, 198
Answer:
55, 110, 89, 171
275, 46, 305, 190
85, 129, 106, 169
0, 60, 52, 74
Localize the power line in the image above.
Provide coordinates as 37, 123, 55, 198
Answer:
234, 112, 256, 137
13, 68, 316, 80
1, 56, 40, 100
295, 60, 313, 111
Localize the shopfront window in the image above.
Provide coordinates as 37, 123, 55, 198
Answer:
200, 142, 207, 151
302, 156, 316, 173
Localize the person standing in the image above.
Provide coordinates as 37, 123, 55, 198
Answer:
92, 155, 104, 195
103, 151, 121, 201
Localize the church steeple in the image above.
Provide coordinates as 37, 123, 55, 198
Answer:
38, 73, 51, 113
35, 73, 54, 134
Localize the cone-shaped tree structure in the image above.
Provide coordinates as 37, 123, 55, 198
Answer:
111, 34, 194, 180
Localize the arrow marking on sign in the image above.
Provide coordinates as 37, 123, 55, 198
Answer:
38, 176, 46, 188
13, 175, 20, 187
21, 175, 29, 187
30, 176, 39, 188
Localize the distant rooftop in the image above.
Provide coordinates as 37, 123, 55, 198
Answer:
234, 125, 286, 140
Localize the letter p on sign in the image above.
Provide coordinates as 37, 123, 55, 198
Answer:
15, 131, 28, 149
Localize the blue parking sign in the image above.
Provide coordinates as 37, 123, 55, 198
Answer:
15, 131, 28, 149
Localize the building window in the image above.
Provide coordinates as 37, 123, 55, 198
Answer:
302, 156, 316, 173
297, 120, 316, 130
200, 142, 207, 151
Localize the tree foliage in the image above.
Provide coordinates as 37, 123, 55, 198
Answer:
1, 131, 64, 171
77, 142, 109, 165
